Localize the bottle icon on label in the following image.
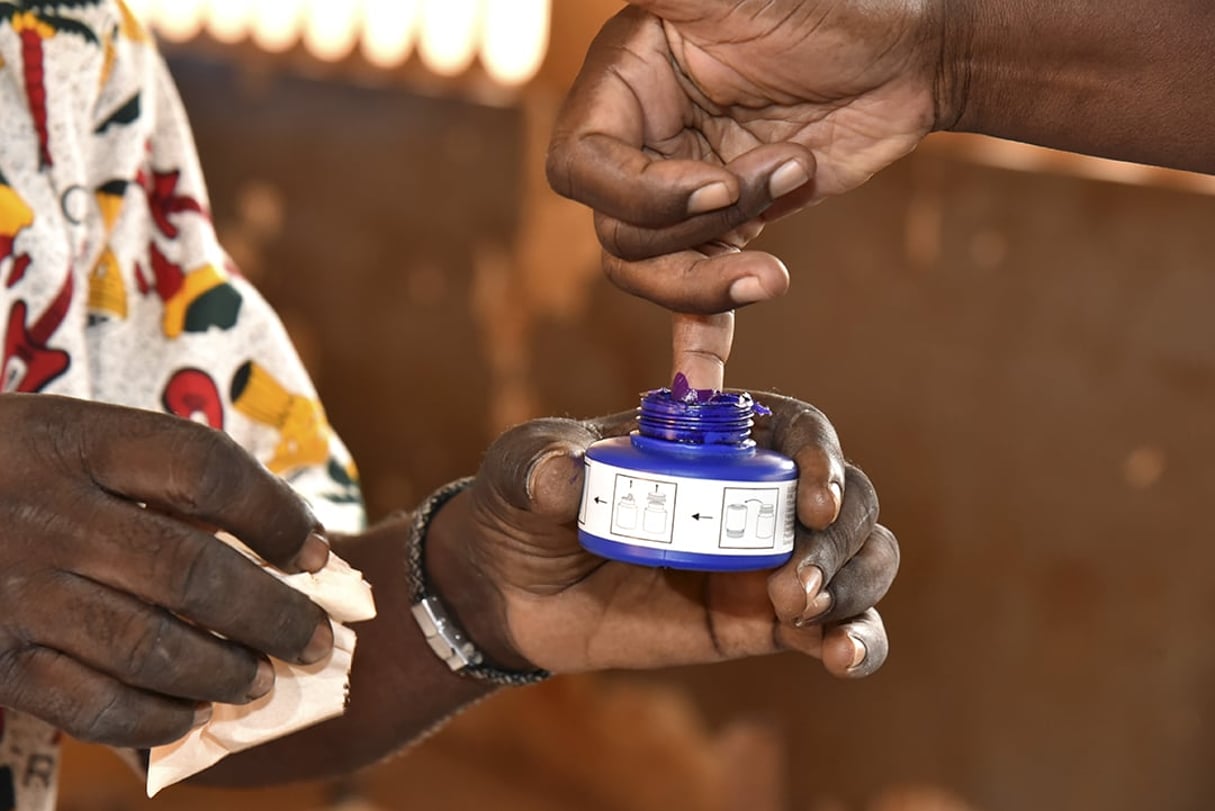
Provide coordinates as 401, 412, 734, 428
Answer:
615, 493, 638, 530
756, 503, 776, 539
724, 503, 748, 539
643, 492, 668, 534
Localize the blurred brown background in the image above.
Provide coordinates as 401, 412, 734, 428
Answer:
59, 2, 1215, 810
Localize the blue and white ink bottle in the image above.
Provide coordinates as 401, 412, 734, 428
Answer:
577, 375, 798, 572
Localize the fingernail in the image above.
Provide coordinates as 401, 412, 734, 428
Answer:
802, 590, 832, 623
300, 620, 334, 665
296, 530, 330, 573
247, 659, 275, 700
728, 276, 768, 305
798, 564, 823, 602
769, 160, 810, 199
795, 565, 830, 624
687, 181, 734, 215
526, 448, 573, 502
847, 635, 868, 670
192, 703, 213, 729
827, 480, 843, 522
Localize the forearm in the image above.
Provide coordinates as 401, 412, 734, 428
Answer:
939, 0, 1215, 173
193, 494, 505, 786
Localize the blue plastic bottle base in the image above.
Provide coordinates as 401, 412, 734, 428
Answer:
579, 530, 793, 572
577, 378, 798, 573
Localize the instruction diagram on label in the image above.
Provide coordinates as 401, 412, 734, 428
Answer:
611, 474, 678, 544
718, 487, 781, 549
579, 456, 797, 557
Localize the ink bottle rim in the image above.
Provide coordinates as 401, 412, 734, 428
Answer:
630, 373, 767, 455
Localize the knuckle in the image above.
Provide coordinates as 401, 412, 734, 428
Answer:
594, 213, 631, 258
164, 426, 248, 515
72, 691, 189, 748
798, 530, 844, 579
703, 203, 754, 238
176, 437, 244, 513
871, 524, 900, 572
0, 565, 61, 642
208, 589, 319, 668
119, 611, 175, 684
0, 648, 132, 746
600, 250, 628, 288
844, 465, 880, 524
177, 548, 316, 659
72, 690, 135, 745
166, 535, 234, 620
0, 645, 34, 705
544, 139, 574, 199
774, 402, 837, 454
23, 397, 79, 465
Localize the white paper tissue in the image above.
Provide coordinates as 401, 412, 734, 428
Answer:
146, 534, 377, 796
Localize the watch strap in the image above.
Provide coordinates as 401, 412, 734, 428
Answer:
407, 476, 551, 686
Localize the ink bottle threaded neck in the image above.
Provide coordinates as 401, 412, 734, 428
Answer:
636, 387, 756, 447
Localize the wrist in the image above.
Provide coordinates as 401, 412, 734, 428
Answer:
927, 0, 977, 132
422, 486, 538, 674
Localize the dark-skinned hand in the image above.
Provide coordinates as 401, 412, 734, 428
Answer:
0, 393, 334, 748
546, 0, 939, 316
427, 391, 898, 679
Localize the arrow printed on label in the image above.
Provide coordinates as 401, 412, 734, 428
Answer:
593, 497, 606, 505
692, 513, 714, 521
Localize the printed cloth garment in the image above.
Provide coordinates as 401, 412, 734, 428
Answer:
0, 2, 366, 809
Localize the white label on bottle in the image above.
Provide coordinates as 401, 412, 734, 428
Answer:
578, 457, 797, 557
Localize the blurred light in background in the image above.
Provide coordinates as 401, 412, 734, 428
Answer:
417, 0, 480, 77
481, 0, 550, 86
360, 0, 418, 68
132, 0, 550, 86
144, 0, 206, 42
202, 0, 251, 44
301, 0, 361, 62
248, 0, 304, 53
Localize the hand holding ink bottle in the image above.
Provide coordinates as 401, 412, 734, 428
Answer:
578, 373, 798, 571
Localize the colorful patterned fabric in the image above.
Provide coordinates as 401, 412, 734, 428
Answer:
0, 3, 366, 808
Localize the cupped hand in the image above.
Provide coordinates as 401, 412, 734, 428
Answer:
546, 0, 941, 313
0, 393, 334, 747
427, 392, 898, 678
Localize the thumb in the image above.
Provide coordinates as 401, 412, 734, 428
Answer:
478, 418, 598, 519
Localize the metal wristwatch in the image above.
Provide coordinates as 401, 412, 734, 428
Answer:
411, 595, 483, 671
406, 476, 550, 687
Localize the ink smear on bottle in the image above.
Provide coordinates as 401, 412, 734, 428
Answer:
577, 374, 798, 571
